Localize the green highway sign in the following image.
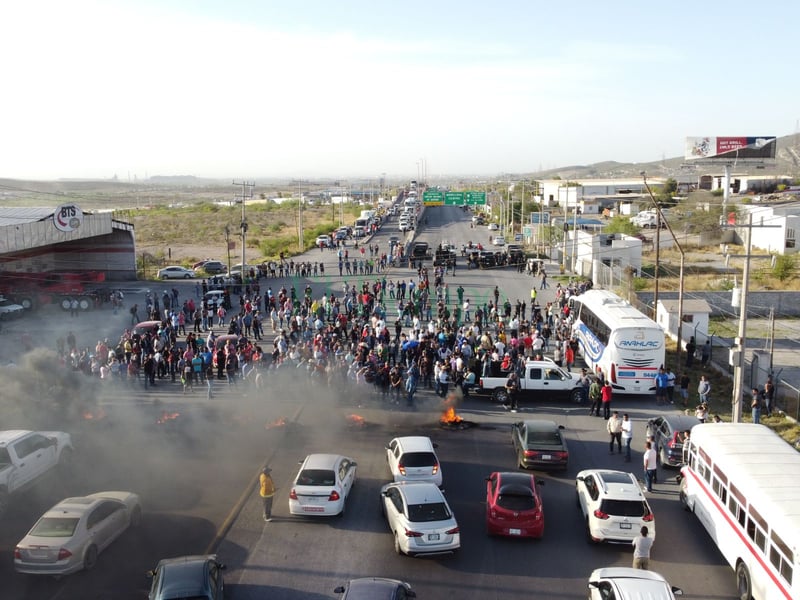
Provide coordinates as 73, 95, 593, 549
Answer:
523, 226, 532, 237
423, 190, 444, 206
465, 191, 486, 205
444, 191, 465, 206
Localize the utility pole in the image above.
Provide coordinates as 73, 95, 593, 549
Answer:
233, 180, 254, 275
298, 179, 304, 250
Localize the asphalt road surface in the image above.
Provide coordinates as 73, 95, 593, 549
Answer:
0, 205, 739, 599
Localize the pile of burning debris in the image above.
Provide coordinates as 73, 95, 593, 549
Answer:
439, 396, 477, 430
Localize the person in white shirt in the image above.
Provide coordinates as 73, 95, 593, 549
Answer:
643, 441, 657, 492
621, 413, 633, 462
632, 526, 654, 569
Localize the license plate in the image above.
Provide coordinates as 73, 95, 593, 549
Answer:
428, 533, 440, 541
541, 455, 552, 460
29, 550, 50, 558
303, 506, 325, 512
620, 522, 632, 529
509, 528, 522, 535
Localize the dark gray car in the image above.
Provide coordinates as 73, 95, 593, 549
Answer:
335, 577, 416, 599
147, 554, 225, 600
645, 414, 702, 467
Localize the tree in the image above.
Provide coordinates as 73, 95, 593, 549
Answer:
603, 216, 639, 236
656, 178, 678, 206
772, 254, 796, 282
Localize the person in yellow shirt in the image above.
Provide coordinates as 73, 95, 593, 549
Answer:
259, 467, 276, 522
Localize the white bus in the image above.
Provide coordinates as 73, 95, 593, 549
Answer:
569, 289, 664, 394
680, 423, 799, 600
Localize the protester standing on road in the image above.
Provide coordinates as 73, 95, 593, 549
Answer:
643, 442, 657, 493
621, 413, 633, 462
751, 387, 763, 424
259, 467, 276, 522
607, 411, 623, 454
632, 526, 654, 569
698, 375, 711, 404
505, 371, 520, 413
588, 377, 602, 416
601, 380, 613, 419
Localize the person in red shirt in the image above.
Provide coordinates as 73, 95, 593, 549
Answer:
601, 381, 613, 419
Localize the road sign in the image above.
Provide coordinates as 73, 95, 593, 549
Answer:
530, 212, 551, 225
465, 191, 486, 206
444, 191, 465, 206
423, 190, 444, 206
522, 226, 532, 237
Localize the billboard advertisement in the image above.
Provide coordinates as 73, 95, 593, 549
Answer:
685, 136, 777, 161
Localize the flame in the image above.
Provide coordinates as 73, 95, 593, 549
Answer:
347, 414, 366, 426
82, 408, 107, 421
440, 406, 463, 424
265, 417, 287, 430
156, 411, 181, 424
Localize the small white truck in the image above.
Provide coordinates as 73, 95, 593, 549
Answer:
478, 360, 584, 404
0, 429, 74, 516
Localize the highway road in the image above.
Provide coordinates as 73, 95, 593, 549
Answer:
0, 205, 740, 599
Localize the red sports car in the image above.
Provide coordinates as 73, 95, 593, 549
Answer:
485, 471, 544, 538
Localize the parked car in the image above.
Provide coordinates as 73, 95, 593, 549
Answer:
645, 414, 702, 467
493, 235, 506, 246
386, 436, 442, 488
511, 420, 569, 471
157, 266, 195, 280
380, 481, 460, 556
488, 223, 500, 231
588, 567, 683, 599
14, 491, 142, 576
289, 454, 357, 517
133, 320, 162, 337
147, 554, 226, 600
195, 260, 227, 275
576, 469, 655, 544
315, 235, 332, 247
203, 290, 227, 310
485, 471, 545, 538
334, 577, 416, 599
0, 296, 25, 319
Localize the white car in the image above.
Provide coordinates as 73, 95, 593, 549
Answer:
576, 469, 655, 544
14, 491, 142, 576
380, 482, 460, 556
315, 235, 331, 247
157, 266, 195, 279
487, 223, 500, 231
386, 436, 442, 488
493, 236, 506, 246
0, 296, 25, 319
203, 290, 227, 309
588, 568, 683, 599
289, 454, 357, 517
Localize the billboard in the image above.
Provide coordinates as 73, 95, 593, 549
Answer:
685, 136, 776, 162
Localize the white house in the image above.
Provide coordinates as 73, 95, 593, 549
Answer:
656, 299, 712, 348
567, 231, 644, 279
740, 203, 800, 255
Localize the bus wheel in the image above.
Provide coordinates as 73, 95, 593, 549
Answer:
735, 561, 752, 600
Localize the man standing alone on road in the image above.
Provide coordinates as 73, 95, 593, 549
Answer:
643, 442, 657, 493
621, 413, 633, 462
632, 526, 653, 569
607, 411, 623, 454
259, 467, 276, 522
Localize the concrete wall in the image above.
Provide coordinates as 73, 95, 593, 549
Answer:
637, 290, 800, 318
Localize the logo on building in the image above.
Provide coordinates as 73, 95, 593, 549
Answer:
54, 204, 83, 232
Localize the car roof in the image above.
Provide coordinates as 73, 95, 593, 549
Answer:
495, 472, 535, 488
581, 470, 644, 499
344, 578, 406, 599
47, 494, 112, 517
156, 555, 217, 596
393, 436, 435, 452
302, 453, 344, 470
0, 430, 34, 445
658, 414, 701, 429
391, 482, 445, 504
591, 567, 674, 597
522, 420, 560, 432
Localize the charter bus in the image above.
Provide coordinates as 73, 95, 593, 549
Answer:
680, 423, 799, 600
569, 289, 664, 394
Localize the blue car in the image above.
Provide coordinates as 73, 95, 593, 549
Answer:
148, 555, 226, 600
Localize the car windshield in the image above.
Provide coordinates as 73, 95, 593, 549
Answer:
601, 499, 648, 517
407, 502, 451, 522
497, 493, 536, 511
528, 431, 562, 445
0, 447, 11, 467
296, 469, 336, 486
30, 517, 80, 537
401, 452, 435, 467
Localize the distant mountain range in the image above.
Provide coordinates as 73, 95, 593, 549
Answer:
526, 133, 800, 181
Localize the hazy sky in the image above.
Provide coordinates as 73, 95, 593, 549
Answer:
1, 1, 797, 181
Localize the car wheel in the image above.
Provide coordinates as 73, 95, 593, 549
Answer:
61, 298, 72, 311
659, 447, 669, 468
78, 298, 91, 311
184, 274, 191, 279
19, 297, 33, 310
130, 505, 142, 527
585, 518, 596, 544
83, 545, 98, 571
493, 388, 509, 405
338, 501, 346, 518
736, 562, 752, 600
569, 389, 583, 403
394, 533, 404, 555
58, 448, 73, 473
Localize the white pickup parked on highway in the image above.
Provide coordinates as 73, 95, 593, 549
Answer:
0, 429, 74, 516
478, 360, 584, 404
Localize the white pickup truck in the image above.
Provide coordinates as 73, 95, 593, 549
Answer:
478, 360, 584, 404
0, 429, 74, 516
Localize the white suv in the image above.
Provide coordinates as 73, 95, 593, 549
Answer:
386, 436, 442, 488
588, 568, 683, 599
575, 469, 655, 543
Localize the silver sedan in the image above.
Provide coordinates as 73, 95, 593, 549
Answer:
14, 491, 142, 576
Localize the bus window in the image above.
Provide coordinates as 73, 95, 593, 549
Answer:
728, 483, 746, 527
712, 465, 728, 503
747, 506, 768, 552
770, 530, 794, 584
